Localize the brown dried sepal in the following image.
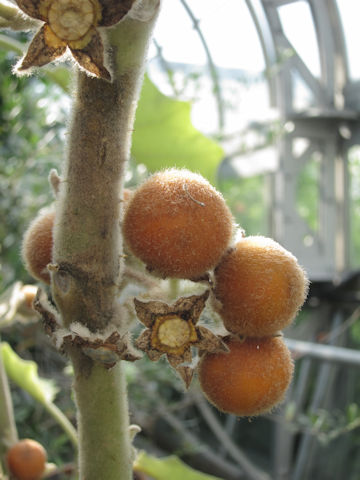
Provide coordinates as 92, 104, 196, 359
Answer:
33, 288, 141, 367
64, 331, 142, 368
70, 29, 110, 81
33, 288, 62, 336
19, 24, 66, 70
134, 290, 228, 388
15, 0, 136, 80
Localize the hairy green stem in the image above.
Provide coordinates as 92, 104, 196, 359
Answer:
0, 1, 37, 29
71, 351, 131, 479
53, 11, 159, 332
51, 4, 160, 480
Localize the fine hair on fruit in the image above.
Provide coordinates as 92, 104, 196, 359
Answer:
123, 169, 234, 279
198, 335, 294, 416
214, 235, 308, 337
22, 209, 55, 284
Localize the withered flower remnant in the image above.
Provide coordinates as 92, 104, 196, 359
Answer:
67, 330, 142, 368
33, 289, 141, 368
15, 0, 135, 80
134, 290, 228, 388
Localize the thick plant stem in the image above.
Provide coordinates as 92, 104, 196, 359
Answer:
51, 4, 160, 480
72, 353, 131, 480
52, 11, 160, 332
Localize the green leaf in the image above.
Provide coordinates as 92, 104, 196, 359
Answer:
0, 342, 57, 405
1, 343, 77, 446
347, 403, 360, 423
134, 451, 223, 480
42, 67, 71, 93
132, 77, 224, 183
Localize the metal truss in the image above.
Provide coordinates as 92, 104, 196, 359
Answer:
247, 0, 360, 281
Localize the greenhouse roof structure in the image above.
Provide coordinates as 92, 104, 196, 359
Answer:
246, 0, 360, 281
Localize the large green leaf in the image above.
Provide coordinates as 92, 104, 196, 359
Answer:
132, 77, 224, 183
134, 451, 223, 480
0, 342, 57, 404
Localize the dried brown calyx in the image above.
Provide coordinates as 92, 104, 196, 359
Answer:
134, 290, 228, 388
15, 0, 135, 80
64, 330, 142, 368
33, 289, 141, 368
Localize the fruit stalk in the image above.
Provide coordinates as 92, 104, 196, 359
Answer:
51, 4, 160, 479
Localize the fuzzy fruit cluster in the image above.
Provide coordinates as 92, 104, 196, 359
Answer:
22, 169, 308, 417
195, 234, 308, 416
123, 169, 308, 416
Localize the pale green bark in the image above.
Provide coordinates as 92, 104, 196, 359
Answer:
72, 355, 131, 479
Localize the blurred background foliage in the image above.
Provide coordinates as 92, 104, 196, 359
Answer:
0, 46, 66, 289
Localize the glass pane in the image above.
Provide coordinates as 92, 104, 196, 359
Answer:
149, 1, 270, 136
292, 71, 316, 111
189, 0, 265, 72
152, 0, 265, 72
150, 1, 205, 65
336, 0, 360, 80
278, 1, 321, 78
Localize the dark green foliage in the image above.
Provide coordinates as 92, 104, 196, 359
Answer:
218, 174, 268, 235
0, 50, 66, 289
349, 147, 360, 268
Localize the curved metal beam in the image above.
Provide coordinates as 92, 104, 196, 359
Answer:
309, 0, 349, 108
245, 0, 278, 106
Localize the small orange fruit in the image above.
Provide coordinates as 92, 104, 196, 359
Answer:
6, 439, 47, 480
214, 236, 308, 337
22, 210, 55, 284
198, 336, 294, 416
123, 169, 234, 279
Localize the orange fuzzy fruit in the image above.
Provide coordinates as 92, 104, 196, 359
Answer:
198, 336, 294, 416
22, 210, 55, 284
122, 188, 134, 210
123, 169, 233, 279
6, 439, 47, 480
214, 236, 308, 337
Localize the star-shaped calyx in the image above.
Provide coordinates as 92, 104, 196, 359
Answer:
15, 0, 135, 80
134, 290, 228, 388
